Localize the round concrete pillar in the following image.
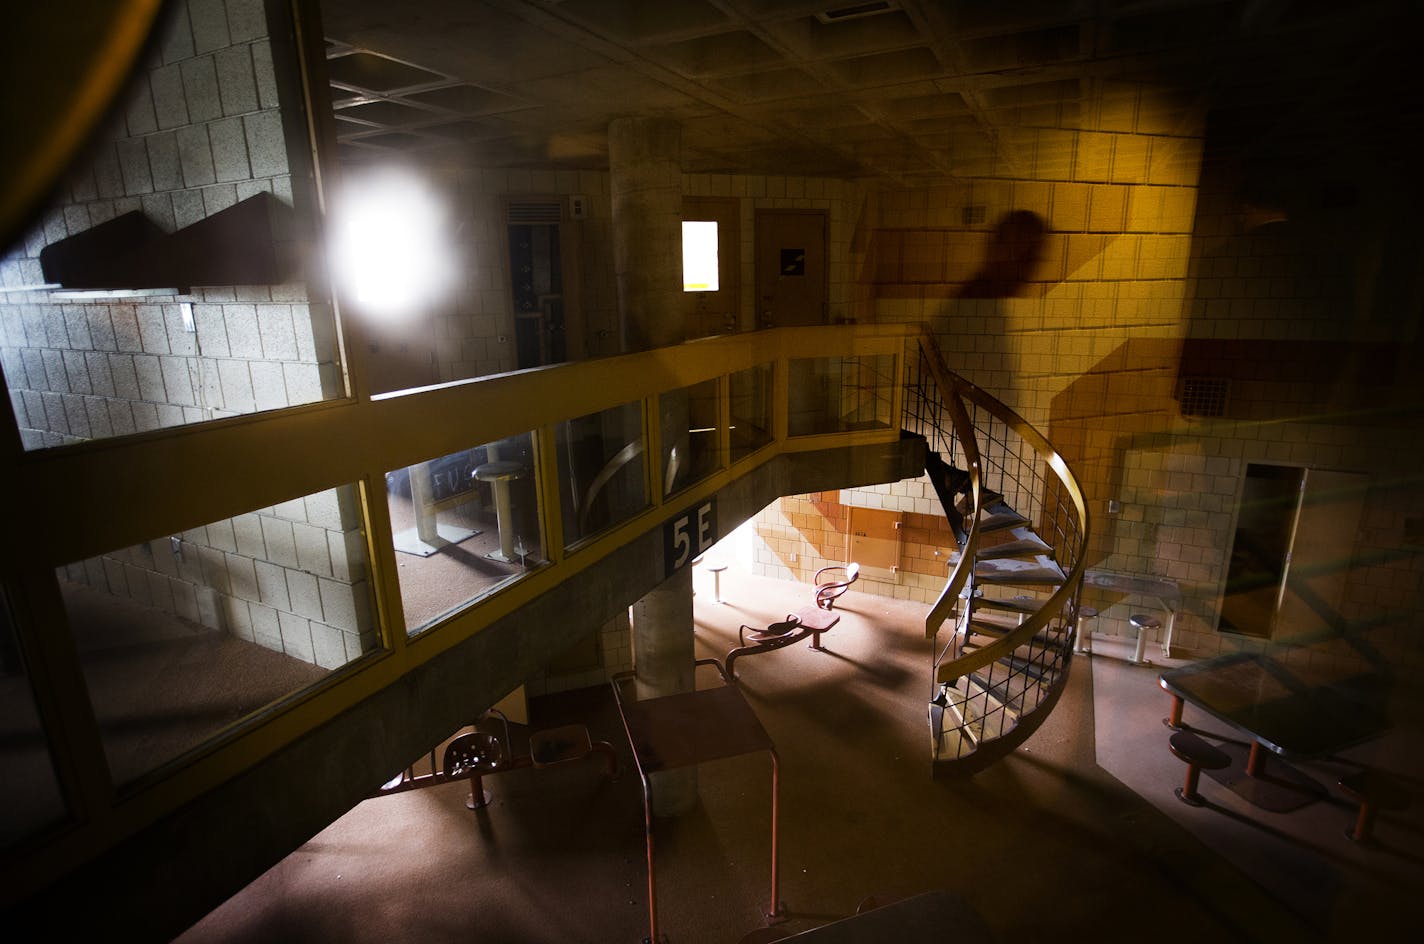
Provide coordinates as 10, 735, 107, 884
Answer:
630, 566, 697, 815
608, 116, 686, 352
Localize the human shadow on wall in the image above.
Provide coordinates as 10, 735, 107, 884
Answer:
930, 210, 1048, 395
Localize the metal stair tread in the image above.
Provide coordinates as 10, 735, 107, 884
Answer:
1000, 654, 1057, 682
974, 526, 1052, 560
972, 554, 1066, 584
965, 621, 1063, 649
973, 595, 1042, 615
954, 679, 1019, 741
967, 669, 1042, 712
978, 502, 1027, 532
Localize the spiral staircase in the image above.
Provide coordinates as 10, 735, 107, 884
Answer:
903, 332, 1090, 775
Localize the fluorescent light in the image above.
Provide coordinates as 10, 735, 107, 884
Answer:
329, 166, 455, 318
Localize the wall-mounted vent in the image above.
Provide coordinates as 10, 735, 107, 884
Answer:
1178, 376, 1229, 418
816, 2, 898, 24
506, 201, 563, 224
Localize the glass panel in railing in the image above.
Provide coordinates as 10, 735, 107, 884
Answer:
557, 401, 648, 548
787, 355, 896, 436
0, 589, 68, 849
729, 363, 774, 463
53, 484, 377, 788
384, 433, 544, 636
660, 378, 720, 497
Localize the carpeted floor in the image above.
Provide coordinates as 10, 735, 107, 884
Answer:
171, 564, 1419, 943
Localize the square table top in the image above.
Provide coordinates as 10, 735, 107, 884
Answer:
1159, 652, 1391, 759
1083, 569, 1181, 603
616, 683, 775, 774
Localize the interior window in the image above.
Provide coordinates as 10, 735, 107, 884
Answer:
682, 220, 719, 292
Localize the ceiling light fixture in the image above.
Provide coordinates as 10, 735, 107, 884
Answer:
816, 1, 898, 24
328, 166, 455, 318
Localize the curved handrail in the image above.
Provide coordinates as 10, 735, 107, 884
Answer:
916, 339, 984, 643
577, 439, 644, 534
909, 327, 1091, 766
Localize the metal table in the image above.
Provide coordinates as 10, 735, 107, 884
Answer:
1159, 652, 1391, 810
612, 660, 781, 942
1083, 570, 1182, 662
777, 890, 993, 942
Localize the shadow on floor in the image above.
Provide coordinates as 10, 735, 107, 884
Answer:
175, 566, 1420, 943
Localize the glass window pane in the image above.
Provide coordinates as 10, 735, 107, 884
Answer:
788, 355, 895, 436
729, 363, 774, 462
0, 8, 340, 451
0, 589, 68, 848
385, 433, 544, 636
557, 401, 648, 548
660, 379, 720, 497
55, 484, 378, 787
682, 221, 719, 291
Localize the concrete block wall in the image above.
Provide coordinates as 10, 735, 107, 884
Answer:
3, 2, 372, 672
523, 614, 632, 698
681, 173, 870, 329
749, 490, 958, 607
423, 167, 871, 385
846, 77, 1422, 672
0, 0, 339, 451
60, 485, 376, 671
427, 166, 618, 380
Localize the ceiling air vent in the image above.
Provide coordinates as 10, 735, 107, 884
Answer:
816, 2, 898, 24
506, 201, 563, 224
1178, 376, 1229, 418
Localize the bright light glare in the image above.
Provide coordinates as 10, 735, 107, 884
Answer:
682, 221, 718, 292
330, 168, 455, 317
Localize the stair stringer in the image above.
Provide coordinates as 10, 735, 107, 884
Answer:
905, 327, 1090, 776
930, 666, 1072, 778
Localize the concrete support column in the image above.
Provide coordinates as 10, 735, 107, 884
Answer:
630, 566, 697, 815
608, 117, 686, 352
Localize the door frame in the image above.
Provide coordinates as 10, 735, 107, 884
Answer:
754, 208, 829, 329
682, 196, 741, 336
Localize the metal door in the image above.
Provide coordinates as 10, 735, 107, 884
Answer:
1274, 469, 1368, 642
755, 209, 827, 328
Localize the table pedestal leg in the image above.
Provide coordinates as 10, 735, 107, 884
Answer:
1165, 694, 1184, 729
1132, 627, 1150, 665
1246, 741, 1265, 777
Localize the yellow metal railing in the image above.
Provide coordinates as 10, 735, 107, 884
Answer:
0, 323, 911, 882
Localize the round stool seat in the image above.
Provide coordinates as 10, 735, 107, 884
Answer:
1169, 730, 1230, 807
706, 562, 729, 604
1338, 769, 1410, 842
1128, 614, 1162, 665
1169, 731, 1230, 769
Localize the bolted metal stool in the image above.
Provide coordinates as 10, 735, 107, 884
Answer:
707, 563, 729, 604
1074, 606, 1099, 654
1129, 613, 1162, 665
1337, 770, 1410, 843
1169, 730, 1230, 806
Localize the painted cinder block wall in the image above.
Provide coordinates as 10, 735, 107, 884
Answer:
751, 78, 1422, 674
0, 0, 341, 449
0, 0, 375, 670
